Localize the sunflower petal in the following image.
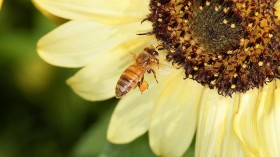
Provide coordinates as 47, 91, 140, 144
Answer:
219, 130, 247, 157
107, 85, 160, 144
195, 89, 236, 157
107, 69, 178, 143
219, 94, 246, 157
32, 1, 67, 24
275, 0, 280, 17
233, 88, 261, 156
257, 80, 280, 157
149, 77, 203, 157
37, 21, 152, 67
0, 0, 3, 10
32, 0, 150, 24
66, 37, 154, 101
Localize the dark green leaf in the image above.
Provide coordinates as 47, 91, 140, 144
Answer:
99, 134, 156, 157
182, 139, 195, 157
71, 104, 115, 157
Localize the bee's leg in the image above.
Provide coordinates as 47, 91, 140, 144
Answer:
138, 76, 149, 93
137, 76, 144, 87
148, 69, 158, 83
155, 58, 160, 69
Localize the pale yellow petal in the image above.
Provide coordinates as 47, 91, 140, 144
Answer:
233, 81, 279, 157
107, 64, 179, 143
0, 0, 3, 10
275, 0, 280, 17
33, 1, 68, 24
32, 0, 150, 24
219, 94, 246, 157
38, 20, 152, 67
233, 88, 261, 157
256, 80, 280, 157
107, 82, 161, 144
219, 129, 247, 157
195, 89, 237, 157
67, 36, 155, 101
149, 76, 203, 157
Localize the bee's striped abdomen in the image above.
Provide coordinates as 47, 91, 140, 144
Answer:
115, 65, 145, 98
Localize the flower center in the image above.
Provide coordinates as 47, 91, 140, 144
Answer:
145, 0, 280, 96
189, 1, 243, 53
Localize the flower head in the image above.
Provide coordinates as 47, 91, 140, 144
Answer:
148, 0, 280, 96
33, 0, 280, 156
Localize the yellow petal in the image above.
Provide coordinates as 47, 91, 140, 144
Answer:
107, 65, 179, 143
67, 36, 154, 101
107, 83, 161, 144
233, 81, 279, 157
32, 0, 150, 25
275, 0, 280, 17
149, 76, 203, 157
219, 130, 247, 157
219, 94, 246, 157
195, 89, 237, 157
37, 20, 152, 67
257, 80, 280, 157
33, 1, 68, 24
0, 0, 3, 10
233, 88, 261, 157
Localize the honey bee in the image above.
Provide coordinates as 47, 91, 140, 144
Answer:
115, 46, 159, 98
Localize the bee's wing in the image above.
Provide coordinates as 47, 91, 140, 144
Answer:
129, 51, 137, 60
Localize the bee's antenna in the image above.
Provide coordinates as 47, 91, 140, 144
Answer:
156, 45, 165, 50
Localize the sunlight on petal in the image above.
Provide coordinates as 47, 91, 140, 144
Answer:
67, 37, 155, 101
32, 0, 150, 24
38, 21, 152, 67
195, 89, 236, 157
149, 76, 203, 157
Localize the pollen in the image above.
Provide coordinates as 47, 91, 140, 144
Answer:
223, 19, 228, 24
146, 0, 280, 96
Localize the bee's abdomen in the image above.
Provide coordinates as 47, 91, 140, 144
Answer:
115, 65, 145, 98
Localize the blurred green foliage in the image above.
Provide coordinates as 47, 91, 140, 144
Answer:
0, 1, 194, 157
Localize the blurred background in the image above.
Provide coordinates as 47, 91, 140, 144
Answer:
0, 1, 194, 157
0, 1, 117, 157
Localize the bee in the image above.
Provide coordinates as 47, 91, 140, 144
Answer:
115, 46, 159, 98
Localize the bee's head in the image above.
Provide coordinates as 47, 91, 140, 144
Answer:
145, 46, 159, 56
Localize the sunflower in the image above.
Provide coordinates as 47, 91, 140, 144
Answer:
32, 0, 280, 156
